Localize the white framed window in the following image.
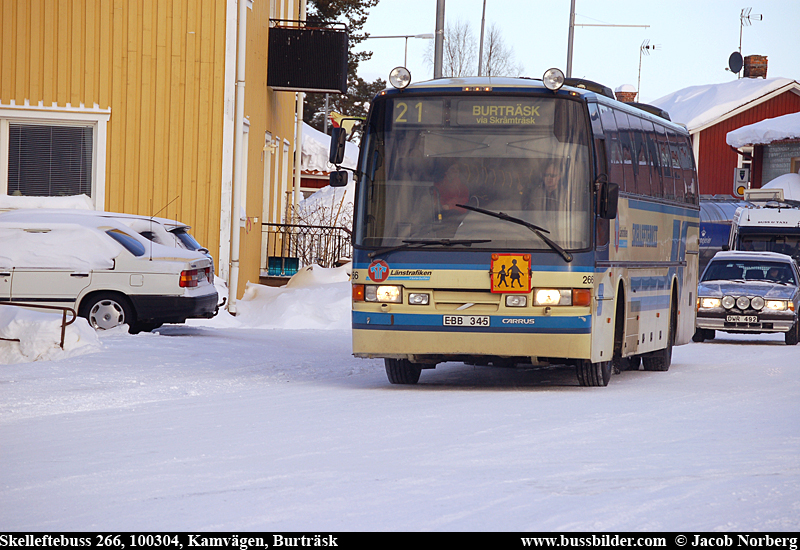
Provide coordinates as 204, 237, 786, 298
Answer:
0, 106, 110, 208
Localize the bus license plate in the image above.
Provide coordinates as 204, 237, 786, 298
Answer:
443, 315, 490, 327
726, 315, 758, 323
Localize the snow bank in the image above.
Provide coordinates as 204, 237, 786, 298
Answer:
231, 264, 351, 330
0, 194, 94, 211
0, 307, 101, 364
727, 112, 800, 147
651, 77, 796, 131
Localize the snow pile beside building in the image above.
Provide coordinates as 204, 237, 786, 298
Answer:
208, 264, 351, 331
0, 307, 101, 364
651, 77, 796, 131
726, 112, 800, 147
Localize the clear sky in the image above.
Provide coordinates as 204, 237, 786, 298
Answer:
353, 0, 800, 103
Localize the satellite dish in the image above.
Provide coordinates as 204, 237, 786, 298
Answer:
729, 51, 744, 74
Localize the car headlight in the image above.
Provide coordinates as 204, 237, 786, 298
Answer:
505, 295, 528, 307
765, 300, 788, 311
408, 292, 429, 305
534, 288, 571, 306
721, 295, 735, 309
736, 296, 751, 310
750, 296, 765, 310
699, 297, 721, 309
364, 285, 403, 303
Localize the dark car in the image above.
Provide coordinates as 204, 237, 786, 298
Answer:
694, 251, 799, 345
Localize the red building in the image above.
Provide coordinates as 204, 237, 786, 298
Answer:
651, 58, 800, 196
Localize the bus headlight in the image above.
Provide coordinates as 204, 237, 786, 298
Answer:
505, 295, 527, 307
765, 300, 788, 311
534, 288, 571, 306
365, 285, 403, 303
699, 297, 721, 309
408, 293, 429, 305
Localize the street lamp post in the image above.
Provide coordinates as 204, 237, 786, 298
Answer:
366, 33, 435, 67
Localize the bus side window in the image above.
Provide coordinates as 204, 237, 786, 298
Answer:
629, 115, 651, 196
641, 119, 663, 198
654, 124, 675, 200
678, 136, 698, 204
614, 110, 636, 194
599, 104, 624, 190
667, 129, 685, 202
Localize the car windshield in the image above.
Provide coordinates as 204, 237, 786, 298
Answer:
354, 95, 593, 252
702, 259, 797, 285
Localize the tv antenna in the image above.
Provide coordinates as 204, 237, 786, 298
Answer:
637, 40, 660, 102
738, 7, 762, 77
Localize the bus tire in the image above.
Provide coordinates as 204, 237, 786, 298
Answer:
576, 359, 611, 387
786, 322, 799, 346
385, 358, 422, 384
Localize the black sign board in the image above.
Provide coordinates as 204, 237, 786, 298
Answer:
267, 27, 348, 94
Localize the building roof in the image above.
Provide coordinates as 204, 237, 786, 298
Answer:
650, 77, 800, 133
726, 112, 800, 147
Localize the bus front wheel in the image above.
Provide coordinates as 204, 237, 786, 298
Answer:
385, 358, 422, 385
576, 359, 611, 387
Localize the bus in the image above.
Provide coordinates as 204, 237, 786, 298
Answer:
728, 198, 800, 264
329, 68, 700, 386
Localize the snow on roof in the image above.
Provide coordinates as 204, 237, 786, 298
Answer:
0, 194, 94, 212
650, 77, 798, 132
726, 112, 800, 147
301, 122, 359, 174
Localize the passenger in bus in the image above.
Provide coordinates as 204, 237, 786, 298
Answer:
529, 160, 563, 210
432, 163, 469, 220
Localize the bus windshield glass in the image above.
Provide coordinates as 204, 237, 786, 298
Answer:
355, 95, 593, 251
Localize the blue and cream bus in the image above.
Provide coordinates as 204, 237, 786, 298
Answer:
329, 68, 700, 386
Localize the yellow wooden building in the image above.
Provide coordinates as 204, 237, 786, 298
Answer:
0, 0, 305, 302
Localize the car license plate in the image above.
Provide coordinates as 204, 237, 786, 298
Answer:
443, 315, 490, 327
726, 315, 758, 323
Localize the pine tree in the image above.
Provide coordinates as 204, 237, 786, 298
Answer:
303, 0, 385, 138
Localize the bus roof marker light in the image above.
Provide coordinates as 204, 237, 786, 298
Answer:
543, 68, 565, 91
389, 67, 412, 89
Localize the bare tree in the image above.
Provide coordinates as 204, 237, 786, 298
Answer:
428, 20, 523, 79
443, 19, 478, 77
481, 24, 525, 77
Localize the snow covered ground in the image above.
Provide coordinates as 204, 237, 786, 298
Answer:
1, 266, 799, 531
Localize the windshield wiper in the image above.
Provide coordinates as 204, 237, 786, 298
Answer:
367, 238, 491, 258
456, 204, 573, 263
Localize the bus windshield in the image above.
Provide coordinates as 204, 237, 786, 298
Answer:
355, 95, 593, 252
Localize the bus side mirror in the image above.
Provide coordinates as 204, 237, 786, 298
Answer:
599, 180, 619, 220
329, 170, 348, 188
329, 128, 347, 165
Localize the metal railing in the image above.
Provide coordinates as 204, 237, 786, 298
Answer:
262, 223, 352, 276
0, 302, 78, 349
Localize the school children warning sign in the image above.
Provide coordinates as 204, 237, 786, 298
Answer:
490, 253, 531, 293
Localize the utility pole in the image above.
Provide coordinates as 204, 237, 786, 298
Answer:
566, 1, 648, 78
477, 0, 487, 76
433, 0, 445, 78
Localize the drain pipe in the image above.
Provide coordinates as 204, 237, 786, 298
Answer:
228, 0, 251, 315
292, 0, 307, 221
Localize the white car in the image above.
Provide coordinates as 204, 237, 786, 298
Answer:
0, 211, 217, 333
